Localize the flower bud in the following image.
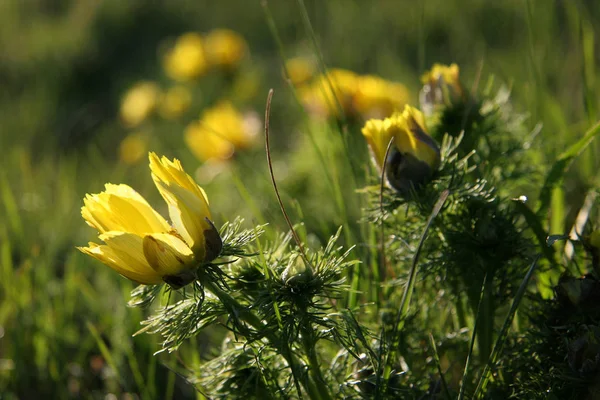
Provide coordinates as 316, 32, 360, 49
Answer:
361, 105, 441, 193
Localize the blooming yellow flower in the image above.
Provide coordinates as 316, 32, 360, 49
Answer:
419, 63, 463, 115
120, 82, 160, 127
185, 102, 259, 162
204, 29, 247, 69
421, 63, 460, 87
299, 68, 358, 118
285, 57, 315, 86
119, 132, 147, 165
163, 33, 207, 82
361, 105, 441, 192
353, 75, 409, 119
159, 86, 192, 119
78, 153, 222, 288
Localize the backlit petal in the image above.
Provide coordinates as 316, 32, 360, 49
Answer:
82, 184, 170, 235
154, 180, 209, 253
142, 233, 196, 277
78, 241, 162, 284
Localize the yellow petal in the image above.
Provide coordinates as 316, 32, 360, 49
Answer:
398, 106, 440, 169
82, 184, 170, 235
78, 240, 162, 284
361, 118, 395, 169
149, 153, 211, 209
154, 180, 209, 254
142, 233, 196, 277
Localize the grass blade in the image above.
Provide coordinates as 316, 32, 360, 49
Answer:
472, 256, 541, 398
429, 333, 452, 400
537, 120, 600, 214
458, 274, 487, 400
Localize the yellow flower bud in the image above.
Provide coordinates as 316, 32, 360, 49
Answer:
78, 154, 222, 288
120, 82, 160, 127
163, 33, 208, 82
361, 105, 441, 193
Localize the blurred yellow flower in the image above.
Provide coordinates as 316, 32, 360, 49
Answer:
353, 75, 409, 119
159, 86, 192, 119
185, 101, 259, 162
119, 132, 147, 165
361, 105, 440, 192
78, 153, 222, 288
204, 29, 247, 69
419, 63, 463, 115
299, 69, 410, 120
285, 57, 315, 86
120, 82, 160, 127
299, 68, 358, 118
421, 63, 461, 88
163, 33, 207, 81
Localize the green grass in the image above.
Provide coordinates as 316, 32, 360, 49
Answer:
0, 0, 599, 398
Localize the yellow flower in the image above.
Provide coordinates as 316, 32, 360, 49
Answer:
163, 33, 207, 81
361, 105, 441, 192
185, 102, 259, 162
120, 82, 160, 127
285, 57, 315, 86
419, 63, 463, 114
353, 75, 409, 119
119, 132, 147, 165
421, 63, 460, 87
78, 153, 222, 288
159, 86, 192, 119
204, 29, 247, 69
299, 68, 358, 118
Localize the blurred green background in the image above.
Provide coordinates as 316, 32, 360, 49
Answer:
0, 0, 598, 398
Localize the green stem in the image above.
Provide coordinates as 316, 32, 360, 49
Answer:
200, 276, 322, 399
301, 325, 333, 400
477, 273, 495, 365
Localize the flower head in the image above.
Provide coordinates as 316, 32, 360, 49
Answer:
299, 68, 358, 118
353, 75, 409, 119
361, 105, 441, 193
184, 101, 259, 162
78, 153, 222, 288
163, 33, 208, 82
285, 56, 315, 86
419, 63, 463, 115
204, 29, 247, 69
120, 81, 160, 127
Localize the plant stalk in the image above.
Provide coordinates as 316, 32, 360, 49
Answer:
200, 276, 325, 399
